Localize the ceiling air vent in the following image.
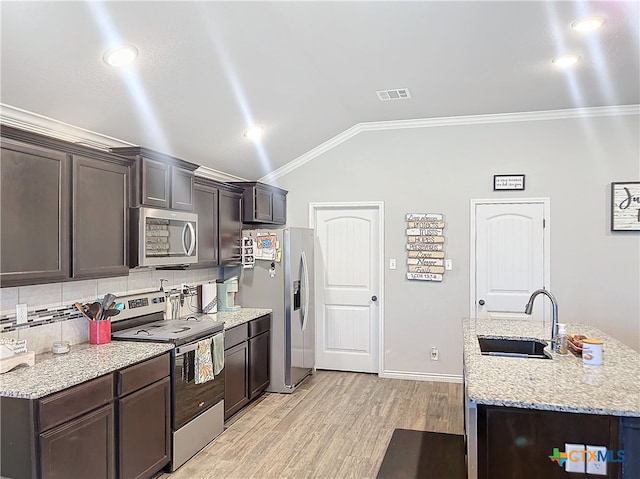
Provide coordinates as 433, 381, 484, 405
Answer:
376, 88, 412, 101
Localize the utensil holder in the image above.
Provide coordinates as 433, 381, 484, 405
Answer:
89, 320, 111, 345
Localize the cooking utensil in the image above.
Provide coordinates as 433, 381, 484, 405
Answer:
102, 293, 116, 312
75, 302, 94, 321
102, 309, 120, 318
88, 302, 102, 321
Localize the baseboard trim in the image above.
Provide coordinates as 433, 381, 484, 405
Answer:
380, 370, 463, 383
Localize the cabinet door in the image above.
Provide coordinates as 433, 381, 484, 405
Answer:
170, 166, 194, 211
0, 140, 70, 286
193, 182, 219, 267
272, 191, 287, 225
72, 155, 129, 279
118, 377, 170, 479
40, 404, 115, 479
478, 406, 620, 479
141, 157, 170, 208
224, 341, 249, 419
219, 190, 242, 264
249, 331, 270, 400
254, 187, 273, 222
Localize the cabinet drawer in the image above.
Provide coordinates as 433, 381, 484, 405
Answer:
117, 353, 170, 397
38, 374, 113, 432
249, 315, 270, 338
225, 324, 248, 350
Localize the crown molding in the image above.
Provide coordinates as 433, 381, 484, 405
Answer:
259, 104, 640, 184
0, 103, 135, 150
195, 166, 247, 183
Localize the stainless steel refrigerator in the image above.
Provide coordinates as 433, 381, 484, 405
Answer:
238, 227, 315, 393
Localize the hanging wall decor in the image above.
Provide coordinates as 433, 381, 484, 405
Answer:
241, 237, 255, 268
611, 182, 640, 231
405, 213, 445, 281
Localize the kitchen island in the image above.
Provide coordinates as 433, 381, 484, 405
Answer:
463, 318, 640, 479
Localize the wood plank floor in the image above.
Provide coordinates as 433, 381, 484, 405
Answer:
164, 370, 464, 479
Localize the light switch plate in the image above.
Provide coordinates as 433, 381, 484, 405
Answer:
16, 303, 28, 325
445, 259, 452, 270
565, 444, 585, 473
586, 446, 607, 475
389, 259, 397, 270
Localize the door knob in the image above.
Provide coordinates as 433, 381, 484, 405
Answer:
371, 295, 378, 302
478, 299, 485, 306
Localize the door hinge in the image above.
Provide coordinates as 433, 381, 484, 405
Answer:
543, 219, 546, 228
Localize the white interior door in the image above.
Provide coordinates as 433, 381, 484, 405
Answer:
472, 200, 549, 321
310, 203, 382, 373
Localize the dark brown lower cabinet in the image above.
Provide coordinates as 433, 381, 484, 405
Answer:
117, 353, 171, 479
477, 405, 620, 479
118, 377, 171, 479
224, 340, 249, 419
249, 330, 270, 400
224, 315, 271, 420
40, 404, 115, 479
0, 354, 170, 479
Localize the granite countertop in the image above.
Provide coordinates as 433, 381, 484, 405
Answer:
463, 318, 640, 416
0, 307, 271, 400
190, 307, 272, 329
0, 341, 173, 400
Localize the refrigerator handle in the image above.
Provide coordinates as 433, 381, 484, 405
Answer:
301, 251, 310, 331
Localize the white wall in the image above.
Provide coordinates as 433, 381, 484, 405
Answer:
274, 111, 640, 379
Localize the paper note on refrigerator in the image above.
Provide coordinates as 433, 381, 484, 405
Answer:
255, 234, 277, 260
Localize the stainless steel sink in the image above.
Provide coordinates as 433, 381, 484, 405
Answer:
477, 336, 551, 359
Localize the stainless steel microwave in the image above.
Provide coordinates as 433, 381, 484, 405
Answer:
130, 207, 198, 268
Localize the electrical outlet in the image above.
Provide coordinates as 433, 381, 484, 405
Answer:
565, 444, 585, 473
16, 303, 28, 325
389, 259, 397, 270
586, 446, 607, 475
430, 347, 439, 361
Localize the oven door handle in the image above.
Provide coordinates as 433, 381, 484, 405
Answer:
175, 343, 200, 355
175, 332, 224, 355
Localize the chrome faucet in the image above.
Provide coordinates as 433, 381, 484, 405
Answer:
525, 289, 559, 344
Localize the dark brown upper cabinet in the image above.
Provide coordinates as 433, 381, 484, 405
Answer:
233, 182, 288, 225
72, 155, 130, 280
193, 177, 244, 267
193, 177, 220, 268
218, 186, 243, 265
111, 147, 198, 212
1, 138, 71, 287
0, 127, 134, 287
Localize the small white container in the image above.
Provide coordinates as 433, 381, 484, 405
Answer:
582, 338, 603, 366
52, 341, 70, 355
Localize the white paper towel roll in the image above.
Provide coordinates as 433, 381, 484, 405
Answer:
199, 283, 218, 314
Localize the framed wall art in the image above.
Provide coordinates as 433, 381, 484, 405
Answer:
611, 182, 640, 231
494, 174, 525, 191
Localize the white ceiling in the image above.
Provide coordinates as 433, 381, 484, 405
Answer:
1, 1, 638, 181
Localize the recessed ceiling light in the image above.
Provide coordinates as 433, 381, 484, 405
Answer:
243, 125, 264, 141
552, 54, 580, 67
571, 17, 605, 32
103, 45, 138, 67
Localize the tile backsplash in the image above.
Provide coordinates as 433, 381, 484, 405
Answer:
0, 267, 222, 354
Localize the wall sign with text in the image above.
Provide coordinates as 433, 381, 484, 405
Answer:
405, 213, 445, 281
494, 174, 525, 191
611, 182, 640, 231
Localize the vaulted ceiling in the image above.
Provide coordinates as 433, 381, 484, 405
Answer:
1, 1, 638, 181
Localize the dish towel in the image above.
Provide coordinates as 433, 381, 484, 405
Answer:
195, 338, 214, 384
212, 332, 225, 376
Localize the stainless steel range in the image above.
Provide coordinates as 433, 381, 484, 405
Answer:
112, 291, 225, 471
